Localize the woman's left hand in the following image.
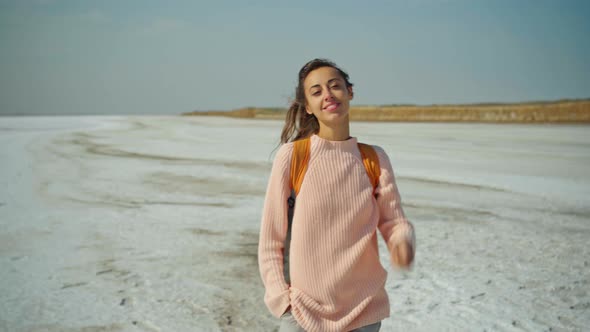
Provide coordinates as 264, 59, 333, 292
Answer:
392, 241, 414, 268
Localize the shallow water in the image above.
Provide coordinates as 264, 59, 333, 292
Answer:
1, 116, 589, 331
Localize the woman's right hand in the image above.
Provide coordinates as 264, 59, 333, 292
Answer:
280, 305, 292, 318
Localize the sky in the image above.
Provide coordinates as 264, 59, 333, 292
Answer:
0, 0, 589, 115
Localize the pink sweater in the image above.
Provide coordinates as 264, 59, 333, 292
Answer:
258, 134, 415, 332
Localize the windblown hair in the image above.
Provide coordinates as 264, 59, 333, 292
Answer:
280, 58, 353, 144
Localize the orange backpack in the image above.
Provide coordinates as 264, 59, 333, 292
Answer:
289, 137, 381, 197
283, 137, 381, 283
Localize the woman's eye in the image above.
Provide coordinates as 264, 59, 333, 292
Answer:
312, 91, 321, 96
331, 85, 340, 89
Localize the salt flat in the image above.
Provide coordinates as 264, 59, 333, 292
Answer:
1, 116, 589, 331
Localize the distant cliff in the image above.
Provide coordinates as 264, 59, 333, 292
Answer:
183, 99, 590, 123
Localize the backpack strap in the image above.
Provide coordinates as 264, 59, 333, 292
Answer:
290, 137, 311, 195
358, 143, 381, 195
285, 137, 310, 285
283, 138, 380, 285
289, 138, 381, 196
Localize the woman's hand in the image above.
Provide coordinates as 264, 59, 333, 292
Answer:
391, 241, 414, 268
281, 305, 291, 317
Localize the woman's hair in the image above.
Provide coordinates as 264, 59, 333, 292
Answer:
279, 58, 354, 144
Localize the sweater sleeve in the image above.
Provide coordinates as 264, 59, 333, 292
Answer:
374, 146, 416, 266
257, 143, 293, 318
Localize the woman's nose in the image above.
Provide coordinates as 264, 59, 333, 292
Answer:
324, 90, 334, 100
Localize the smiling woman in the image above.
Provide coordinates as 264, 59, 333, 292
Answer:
302, 66, 354, 141
280, 59, 355, 143
258, 59, 416, 332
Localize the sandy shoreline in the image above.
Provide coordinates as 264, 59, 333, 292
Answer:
183, 99, 590, 124
1, 116, 589, 331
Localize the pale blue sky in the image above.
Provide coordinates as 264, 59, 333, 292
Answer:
1, 0, 589, 115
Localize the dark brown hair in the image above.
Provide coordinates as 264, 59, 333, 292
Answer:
279, 58, 353, 143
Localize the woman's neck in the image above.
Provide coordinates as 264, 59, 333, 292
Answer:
317, 121, 351, 141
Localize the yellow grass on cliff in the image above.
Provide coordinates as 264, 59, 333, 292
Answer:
183, 99, 590, 123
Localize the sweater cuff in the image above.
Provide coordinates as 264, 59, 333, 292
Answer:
265, 288, 291, 318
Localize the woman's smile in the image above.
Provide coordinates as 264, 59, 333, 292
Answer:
323, 102, 341, 112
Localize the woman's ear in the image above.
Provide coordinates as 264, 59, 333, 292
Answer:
348, 86, 354, 100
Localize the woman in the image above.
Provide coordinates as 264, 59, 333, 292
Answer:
258, 58, 415, 332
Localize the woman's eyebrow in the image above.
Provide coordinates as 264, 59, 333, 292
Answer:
308, 78, 342, 91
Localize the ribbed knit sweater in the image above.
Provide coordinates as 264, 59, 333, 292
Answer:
258, 134, 415, 332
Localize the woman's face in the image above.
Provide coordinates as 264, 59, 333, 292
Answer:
303, 66, 353, 127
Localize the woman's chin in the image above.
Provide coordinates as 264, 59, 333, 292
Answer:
319, 111, 349, 124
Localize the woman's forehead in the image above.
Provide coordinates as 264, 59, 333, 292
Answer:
304, 67, 342, 87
